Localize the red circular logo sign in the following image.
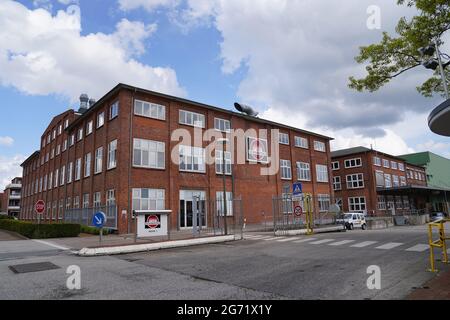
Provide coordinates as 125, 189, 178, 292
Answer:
35, 200, 45, 214
250, 139, 266, 161
294, 206, 303, 217
145, 215, 161, 229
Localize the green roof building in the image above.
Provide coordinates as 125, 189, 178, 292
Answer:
399, 151, 450, 213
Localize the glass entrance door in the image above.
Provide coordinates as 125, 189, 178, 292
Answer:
180, 190, 206, 228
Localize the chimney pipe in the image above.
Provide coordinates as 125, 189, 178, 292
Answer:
89, 98, 96, 108
78, 93, 89, 113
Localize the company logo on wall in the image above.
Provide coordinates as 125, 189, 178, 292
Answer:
145, 214, 161, 230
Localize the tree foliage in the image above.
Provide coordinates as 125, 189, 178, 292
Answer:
349, 0, 450, 97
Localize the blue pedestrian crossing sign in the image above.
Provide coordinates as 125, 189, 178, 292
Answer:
92, 212, 107, 228
293, 182, 303, 196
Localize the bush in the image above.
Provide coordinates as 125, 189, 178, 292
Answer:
80, 225, 111, 236
0, 215, 15, 220
0, 220, 80, 239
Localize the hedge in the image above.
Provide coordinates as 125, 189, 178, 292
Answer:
0, 219, 81, 239
80, 225, 112, 236
0, 215, 15, 220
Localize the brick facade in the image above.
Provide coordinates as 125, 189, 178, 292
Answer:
20, 84, 334, 234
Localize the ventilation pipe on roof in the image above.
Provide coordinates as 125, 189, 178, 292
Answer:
234, 103, 259, 117
78, 94, 89, 114
89, 98, 96, 108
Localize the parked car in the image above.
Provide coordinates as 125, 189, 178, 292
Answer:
340, 213, 367, 230
430, 212, 446, 222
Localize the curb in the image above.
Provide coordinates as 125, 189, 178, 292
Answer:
274, 225, 345, 236
77, 235, 237, 256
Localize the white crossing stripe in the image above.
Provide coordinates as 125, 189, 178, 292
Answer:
351, 241, 378, 248
32, 239, 70, 251
245, 235, 266, 239
405, 244, 429, 252
310, 239, 335, 245
376, 242, 404, 250
246, 235, 272, 240
277, 237, 302, 242
293, 238, 317, 243
263, 237, 285, 241
329, 240, 355, 246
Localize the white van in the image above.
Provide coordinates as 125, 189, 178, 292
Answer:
343, 213, 367, 230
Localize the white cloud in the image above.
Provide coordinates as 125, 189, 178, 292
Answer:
0, 1, 185, 101
0, 155, 25, 191
0, 136, 14, 147
123, 0, 444, 156
118, 0, 180, 12
416, 140, 450, 159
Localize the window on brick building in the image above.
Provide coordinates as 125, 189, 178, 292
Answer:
84, 153, 91, 177
295, 136, 308, 149
346, 173, 364, 189
95, 147, 103, 174
318, 194, 331, 212
132, 189, 165, 211
134, 100, 165, 121
97, 112, 105, 128
333, 176, 342, 191
110, 101, 119, 120
314, 141, 326, 152
75, 158, 81, 181
86, 120, 93, 135
280, 160, 292, 180
179, 110, 205, 128
214, 118, 231, 133
133, 139, 165, 169
279, 133, 290, 145
349, 197, 366, 212
316, 164, 329, 182
179, 145, 205, 173
108, 140, 117, 169
344, 158, 362, 168
215, 150, 232, 175
297, 162, 311, 181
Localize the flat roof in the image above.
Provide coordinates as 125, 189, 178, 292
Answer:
377, 185, 450, 193
67, 83, 334, 141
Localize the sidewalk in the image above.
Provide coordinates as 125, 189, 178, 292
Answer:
407, 265, 450, 300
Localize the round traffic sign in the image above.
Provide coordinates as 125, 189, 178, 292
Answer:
294, 206, 303, 217
146, 215, 161, 229
35, 200, 45, 214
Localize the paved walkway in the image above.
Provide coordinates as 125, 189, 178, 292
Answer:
0, 230, 26, 241
407, 266, 450, 300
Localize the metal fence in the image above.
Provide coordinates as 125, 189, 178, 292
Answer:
172, 197, 244, 240
64, 205, 118, 230
272, 194, 339, 233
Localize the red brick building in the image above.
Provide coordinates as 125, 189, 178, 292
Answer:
20, 83, 334, 234
331, 146, 435, 216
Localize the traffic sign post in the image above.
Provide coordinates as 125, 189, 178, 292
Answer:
294, 205, 303, 217
92, 212, 107, 244
35, 200, 45, 225
293, 182, 303, 197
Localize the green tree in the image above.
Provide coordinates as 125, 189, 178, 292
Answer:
349, 0, 450, 98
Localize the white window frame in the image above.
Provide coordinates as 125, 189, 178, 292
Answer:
86, 120, 93, 136
314, 141, 326, 152
67, 162, 73, 184
246, 136, 269, 164
398, 163, 405, 171
132, 189, 165, 211
383, 159, 390, 168
110, 101, 119, 120
333, 176, 342, 191
373, 156, 382, 166
84, 153, 91, 178
392, 175, 400, 187
77, 128, 83, 141
215, 150, 232, 175
346, 173, 364, 189
60, 165, 65, 186
296, 162, 311, 181
214, 118, 231, 133
384, 174, 392, 188
279, 133, 290, 145
348, 197, 366, 212
318, 194, 331, 212
97, 111, 105, 128
179, 145, 206, 173
133, 138, 165, 170
179, 110, 205, 128
107, 140, 117, 170
280, 159, 292, 180
95, 147, 103, 174
344, 158, 362, 168
93, 192, 101, 208
316, 164, 329, 183
134, 100, 166, 121
294, 136, 308, 149
332, 161, 340, 171
216, 191, 233, 216
75, 158, 82, 181
391, 161, 398, 170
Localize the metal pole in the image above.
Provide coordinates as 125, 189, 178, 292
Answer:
435, 39, 449, 99
222, 140, 228, 236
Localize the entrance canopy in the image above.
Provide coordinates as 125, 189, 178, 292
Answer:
377, 185, 450, 196
428, 98, 450, 137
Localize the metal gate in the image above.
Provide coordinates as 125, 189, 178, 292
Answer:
272, 194, 340, 235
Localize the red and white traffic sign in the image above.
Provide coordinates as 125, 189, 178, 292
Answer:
35, 200, 45, 214
294, 206, 303, 217
145, 215, 161, 229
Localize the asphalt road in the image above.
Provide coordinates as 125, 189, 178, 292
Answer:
0, 225, 448, 300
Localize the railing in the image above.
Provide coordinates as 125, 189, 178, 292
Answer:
64, 205, 118, 230
427, 218, 449, 272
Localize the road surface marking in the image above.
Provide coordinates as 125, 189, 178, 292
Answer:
375, 242, 404, 250
351, 241, 378, 248
32, 239, 70, 251
405, 244, 429, 252
245, 235, 266, 239
246, 236, 272, 240
310, 239, 335, 245
329, 240, 355, 246
293, 238, 317, 243
263, 237, 285, 241
277, 237, 302, 242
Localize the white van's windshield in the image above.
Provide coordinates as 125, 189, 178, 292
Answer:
344, 214, 353, 219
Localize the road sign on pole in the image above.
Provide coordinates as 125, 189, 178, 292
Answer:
293, 182, 303, 196
294, 206, 303, 217
92, 212, 107, 244
35, 200, 45, 214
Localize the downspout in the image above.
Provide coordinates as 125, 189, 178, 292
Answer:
127, 88, 137, 234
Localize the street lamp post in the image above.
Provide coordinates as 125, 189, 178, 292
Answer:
218, 138, 229, 235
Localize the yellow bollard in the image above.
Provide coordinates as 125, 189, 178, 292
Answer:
427, 219, 450, 272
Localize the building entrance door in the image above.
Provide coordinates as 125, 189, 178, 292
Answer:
179, 190, 206, 228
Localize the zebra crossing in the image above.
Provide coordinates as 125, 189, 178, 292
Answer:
243, 234, 431, 253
